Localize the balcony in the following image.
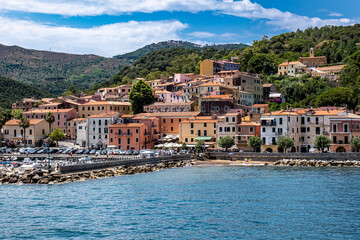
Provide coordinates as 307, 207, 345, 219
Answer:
275, 132, 284, 136
261, 120, 276, 126
333, 141, 349, 145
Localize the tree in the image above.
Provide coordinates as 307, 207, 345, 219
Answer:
49, 127, 65, 147
182, 142, 187, 150
129, 79, 154, 114
277, 137, 295, 153
18, 117, 30, 146
350, 136, 360, 152
45, 112, 55, 136
11, 109, 23, 119
314, 135, 331, 153
248, 136, 262, 152
195, 140, 205, 153
218, 136, 235, 151
247, 53, 278, 74
0, 109, 11, 146
62, 85, 79, 96
315, 87, 357, 110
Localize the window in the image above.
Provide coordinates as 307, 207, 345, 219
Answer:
127, 138, 130, 144
198, 130, 201, 136
226, 118, 229, 122
191, 123, 194, 128
232, 127, 235, 132
315, 117, 319, 124
272, 128, 275, 132
344, 124, 348, 133
171, 119, 173, 123
29, 129, 32, 135
262, 137, 266, 145
279, 118, 283, 125
316, 127, 320, 135
301, 117, 305, 124
104, 128, 108, 134
136, 138, 139, 143
93, 136, 95, 139
163, 119, 166, 124
191, 130, 194, 134
185, 138, 188, 142
249, 127, 253, 132
204, 130, 207, 136
118, 138, 121, 144
204, 123, 207, 127
333, 124, 337, 133
219, 127, 223, 132
202, 106, 206, 112
262, 128, 266, 133
136, 129, 139, 134
99, 128, 101, 134
171, 127, 173, 131
307, 117, 310, 122
99, 120, 101, 125
232, 117, 235, 122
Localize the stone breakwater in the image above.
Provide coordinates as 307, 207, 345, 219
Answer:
0, 160, 194, 185
274, 159, 360, 167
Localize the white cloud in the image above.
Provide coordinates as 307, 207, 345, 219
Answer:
0, 0, 354, 30
0, 16, 187, 57
188, 31, 216, 38
329, 12, 343, 17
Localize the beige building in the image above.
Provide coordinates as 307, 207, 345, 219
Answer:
179, 116, 217, 147
216, 113, 241, 148
67, 118, 86, 139
78, 101, 131, 118
3, 119, 49, 146
278, 61, 305, 76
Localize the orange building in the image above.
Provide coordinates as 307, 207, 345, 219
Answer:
136, 112, 200, 137
109, 123, 147, 151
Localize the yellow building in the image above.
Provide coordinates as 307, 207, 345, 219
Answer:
200, 59, 215, 76
179, 116, 217, 147
278, 61, 305, 76
3, 119, 49, 146
78, 101, 131, 118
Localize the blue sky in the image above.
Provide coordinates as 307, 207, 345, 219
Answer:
0, 0, 358, 57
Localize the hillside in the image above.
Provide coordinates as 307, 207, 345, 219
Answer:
0, 75, 52, 109
114, 40, 248, 64
0, 44, 127, 96
237, 24, 360, 73
94, 44, 249, 89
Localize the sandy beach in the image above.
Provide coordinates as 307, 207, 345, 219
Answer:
194, 159, 273, 166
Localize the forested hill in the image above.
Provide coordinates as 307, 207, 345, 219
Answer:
0, 44, 127, 96
114, 40, 248, 64
0, 75, 52, 109
93, 45, 248, 90
238, 24, 360, 73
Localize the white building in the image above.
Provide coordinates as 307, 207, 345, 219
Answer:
239, 91, 254, 106
76, 122, 87, 147
260, 111, 300, 153
86, 112, 120, 149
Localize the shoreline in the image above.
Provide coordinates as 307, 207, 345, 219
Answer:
194, 159, 272, 166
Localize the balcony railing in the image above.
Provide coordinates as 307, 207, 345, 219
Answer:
261, 121, 276, 126
275, 132, 284, 136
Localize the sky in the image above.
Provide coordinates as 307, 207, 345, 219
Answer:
0, 0, 359, 57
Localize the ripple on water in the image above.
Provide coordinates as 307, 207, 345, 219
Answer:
1, 166, 360, 239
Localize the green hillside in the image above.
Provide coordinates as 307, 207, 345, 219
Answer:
0, 44, 127, 96
114, 40, 248, 64
0, 75, 52, 109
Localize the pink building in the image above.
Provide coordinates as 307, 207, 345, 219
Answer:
174, 74, 191, 83
22, 108, 78, 134
155, 90, 184, 103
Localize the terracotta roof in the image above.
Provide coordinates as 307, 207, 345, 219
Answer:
279, 61, 301, 66
236, 122, 260, 126
182, 119, 218, 123
263, 84, 274, 87
314, 65, 346, 72
120, 115, 135, 118
87, 112, 119, 118
147, 102, 193, 106
70, 118, 86, 121
251, 104, 268, 108
203, 94, 233, 99
5, 119, 44, 126
155, 90, 172, 94
24, 108, 75, 114
110, 123, 144, 128
262, 110, 299, 116
137, 112, 200, 118
80, 101, 110, 106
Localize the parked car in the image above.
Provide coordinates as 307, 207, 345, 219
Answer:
126, 150, 132, 155
89, 149, 96, 154
119, 150, 126, 155
112, 149, 120, 155
101, 149, 108, 155
133, 150, 139, 155
84, 149, 90, 154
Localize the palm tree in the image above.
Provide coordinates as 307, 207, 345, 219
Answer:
18, 117, 30, 146
45, 112, 55, 135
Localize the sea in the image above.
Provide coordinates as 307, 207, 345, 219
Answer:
1, 165, 360, 239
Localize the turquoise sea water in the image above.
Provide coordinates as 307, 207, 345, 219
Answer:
1, 165, 360, 239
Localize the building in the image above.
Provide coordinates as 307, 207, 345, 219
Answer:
263, 83, 277, 103
299, 48, 327, 67
109, 116, 161, 150
236, 72, 263, 104
67, 118, 86, 140
76, 122, 87, 147
236, 122, 261, 151
136, 112, 200, 137
310, 65, 346, 81
216, 113, 241, 148
329, 113, 360, 152
200, 59, 239, 76
3, 119, 49, 146
260, 111, 301, 153
249, 104, 270, 122
239, 91, 255, 106
12, 98, 41, 111
78, 101, 131, 118
143, 102, 195, 113
174, 74, 191, 83
86, 112, 120, 149
22, 108, 78, 134
179, 116, 217, 148
278, 61, 305, 76
154, 90, 184, 103
109, 123, 147, 151
269, 93, 286, 103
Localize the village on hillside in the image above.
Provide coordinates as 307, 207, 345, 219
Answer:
1, 48, 356, 154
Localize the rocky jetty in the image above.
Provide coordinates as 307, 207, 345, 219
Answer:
274, 159, 360, 167
0, 160, 194, 185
